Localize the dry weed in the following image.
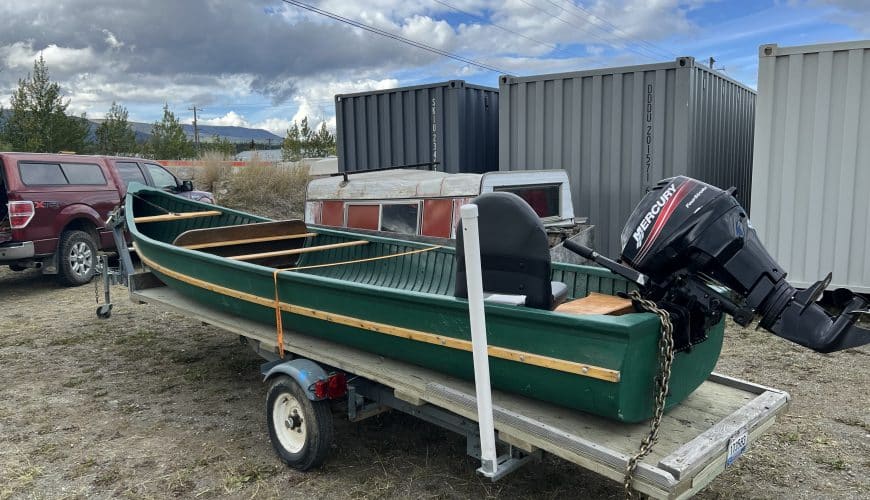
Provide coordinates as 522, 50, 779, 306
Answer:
221, 156, 311, 220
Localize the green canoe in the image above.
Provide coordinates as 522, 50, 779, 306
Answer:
125, 184, 724, 423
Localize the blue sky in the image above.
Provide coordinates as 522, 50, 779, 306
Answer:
0, 1, 867, 136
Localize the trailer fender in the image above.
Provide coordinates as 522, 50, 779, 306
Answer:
261, 358, 328, 401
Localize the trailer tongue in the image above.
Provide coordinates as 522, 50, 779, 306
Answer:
569, 175, 869, 354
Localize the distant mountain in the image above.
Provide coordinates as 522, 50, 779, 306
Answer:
90, 119, 284, 144
0, 111, 284, 145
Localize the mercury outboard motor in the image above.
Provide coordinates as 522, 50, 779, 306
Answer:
565, 176, 869, 353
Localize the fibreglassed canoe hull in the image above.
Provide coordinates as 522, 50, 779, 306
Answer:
126, 184, 725, 423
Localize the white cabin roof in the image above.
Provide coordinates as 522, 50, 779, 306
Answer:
307, 169, 485, 200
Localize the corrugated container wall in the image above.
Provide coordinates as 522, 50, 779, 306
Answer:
751, 41, 870, 293
499, 57, 755, 258
335, 80, 498, 174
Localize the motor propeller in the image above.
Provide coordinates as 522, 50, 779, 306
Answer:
566, 176, 870, 354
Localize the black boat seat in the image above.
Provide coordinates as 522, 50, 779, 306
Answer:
483, 281, 569, 307
455, 192, 568, 311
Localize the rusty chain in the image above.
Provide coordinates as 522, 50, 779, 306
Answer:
624, 290, 675, 499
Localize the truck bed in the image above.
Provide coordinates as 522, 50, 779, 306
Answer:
129, 274, 789, 500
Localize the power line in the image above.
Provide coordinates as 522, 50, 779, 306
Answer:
431, 0, 559, 54
548, 0, 677, 59
281, 0, 508, 74
515, 0, 660, 62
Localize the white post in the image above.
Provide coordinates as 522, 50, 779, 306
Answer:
460, 203, 498, 477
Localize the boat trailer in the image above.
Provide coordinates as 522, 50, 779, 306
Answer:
96, 202, 796, 499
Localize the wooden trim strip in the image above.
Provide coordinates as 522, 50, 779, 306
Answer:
136, 246, 621, 383
181, 232, 316, 250
134, 210, 223, 224
227, 240, 369, 261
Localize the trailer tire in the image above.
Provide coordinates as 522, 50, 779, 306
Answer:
266, 375, 333, 471
57, 230, 97, 286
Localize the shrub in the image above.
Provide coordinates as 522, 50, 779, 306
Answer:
195, 151, 233, 193
221, 155, 310, 220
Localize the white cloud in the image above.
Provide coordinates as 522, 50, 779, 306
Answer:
252, 117, 294, 135
201, 111, 248, 127
0, 41, 102, 73
102, 30, 124, 50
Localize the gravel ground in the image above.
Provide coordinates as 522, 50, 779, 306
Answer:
0, 266, 867, 499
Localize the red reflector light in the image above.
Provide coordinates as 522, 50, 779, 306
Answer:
313, 379, 327, 399
8, 201, 35, 229
312, 372, 347, 400
326, 372, 347, 399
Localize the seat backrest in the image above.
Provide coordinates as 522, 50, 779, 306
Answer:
454, 192, 554, 310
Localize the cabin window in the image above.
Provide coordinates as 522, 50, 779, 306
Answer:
422, 199, 453, 238
321, 201, 344, 226
144, 163, 179, 190
61, 163, 107, 185
495, 184, 560, 219
116, 162, 147, 187
18, 161, 106, 186
380, 203, 419, 235
346, 204, 379, 230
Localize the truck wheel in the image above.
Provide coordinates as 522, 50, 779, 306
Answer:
9, 264, 27, 272
266, 375, 333, 471
58, 230, 97, 286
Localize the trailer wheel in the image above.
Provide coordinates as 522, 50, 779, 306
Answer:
266, 375, 333, 471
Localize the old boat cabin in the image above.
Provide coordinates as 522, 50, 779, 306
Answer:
304, 169, 576, 238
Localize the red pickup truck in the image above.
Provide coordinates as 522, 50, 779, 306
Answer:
0, 153, 213, 285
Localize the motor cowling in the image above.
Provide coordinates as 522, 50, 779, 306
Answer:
616, 176, 869, 353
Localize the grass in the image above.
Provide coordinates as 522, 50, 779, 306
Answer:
221, 158, 310, 220
0, 464, 43, 499
195, 151, 234, 193
222, 462, 279, 493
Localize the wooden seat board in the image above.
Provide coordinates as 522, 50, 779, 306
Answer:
555, 292, 635, 316
173, 220, 308, 247
181, 232, 316, 250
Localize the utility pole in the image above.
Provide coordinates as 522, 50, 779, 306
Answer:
188, 105, 202, 155
708, 57, 715, 69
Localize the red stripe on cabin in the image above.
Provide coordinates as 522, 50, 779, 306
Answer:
346, 205, 379, 230
321, 201, 345, 226
422, 199, 453, 238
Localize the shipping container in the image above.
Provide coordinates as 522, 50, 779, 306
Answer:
751, 40, 870, 293
499, 57, 756, 258
335, 81, 498, 174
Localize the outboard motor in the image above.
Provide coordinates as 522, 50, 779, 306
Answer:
565, 176, 869, 353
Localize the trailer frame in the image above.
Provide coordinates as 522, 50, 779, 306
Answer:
120, 268, 790, 499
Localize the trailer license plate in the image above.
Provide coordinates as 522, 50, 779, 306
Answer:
726, 427, 748, 466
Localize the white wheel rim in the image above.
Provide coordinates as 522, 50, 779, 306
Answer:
273, 392, 307, 453
69, 241, 93, 277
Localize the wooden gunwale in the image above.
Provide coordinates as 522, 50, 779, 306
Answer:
135, 243, 621, 383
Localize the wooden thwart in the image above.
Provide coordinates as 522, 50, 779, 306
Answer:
182, 232, 316, 250
228, 239, 369, 261
173, 220, 308, 247
134, 210, 222, 224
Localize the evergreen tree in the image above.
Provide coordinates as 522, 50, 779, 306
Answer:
299, 117, 312, 157
145, 104, 194, 159
281, 122, 302, 161
202, 135, 236, 157
312, 122, 335, 157
0, 56, 94, 153
95, 101, 137, 155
